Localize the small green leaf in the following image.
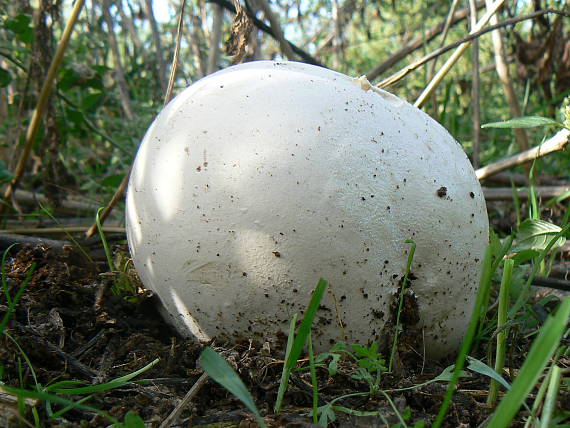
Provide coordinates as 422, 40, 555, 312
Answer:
101, 173, 125, 188
0, 68, 12, 88
200, 347, 268, 428
466, 357, 511, 391
431, 365, 471, 382
482, 116, 563, 129
4, 14, 33, 44
511, 249, 540, 265
82, 91, 103, 111
316, 403, 337, 426
513, 219, 566, 252
123, 411, 146, 428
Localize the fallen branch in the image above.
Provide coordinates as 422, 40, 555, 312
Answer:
482, 185, 570, 201
475, 128, 570, 180
0, 226, 125, 235
0, 233, 69, 252
529, 276, 570, 292
10, 189, 100, 215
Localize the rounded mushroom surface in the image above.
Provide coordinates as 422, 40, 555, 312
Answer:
126, 61, 489, 358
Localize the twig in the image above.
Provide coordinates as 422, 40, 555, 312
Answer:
257, 0, 296, 60
9, 189, 100, 214
164, 0, 186, 105
414, 0, 506, 107
0, 233, 69, 252
0, 226, 125, 235
1, 0, 85, 211
529, 276, 570, 292
12, 321, 99, 380
206, 3, 224, 74
85, 0, 189, 239
482, 186, 570, 201
427, 0, 460, 97
475, 128, 570, 180
366, 1, 486, 81
485, 0, 529, 153
206, 0, 322, 66
378, 9, 569, 89
84, 168, 130, 238
469, 0, 482, 168
159, 372, 209, 428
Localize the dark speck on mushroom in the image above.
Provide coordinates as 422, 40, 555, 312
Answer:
437, 186, 447, 197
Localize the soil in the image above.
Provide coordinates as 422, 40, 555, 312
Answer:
0, 240, 564, 427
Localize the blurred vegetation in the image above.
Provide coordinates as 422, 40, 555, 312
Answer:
0, 0, 568, 216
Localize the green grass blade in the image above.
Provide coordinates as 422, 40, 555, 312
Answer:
0, 385, 120, 425
432, 245, 494, 428
539, 365, 562, 428
487, 298, 570, 427
285, 278, 328, 370
308, 334, 319, 424
200, 347, 268, 428
389, 239, 416, 372
467, 357, 511, 391
0, 263, 36, 335
48, 358, 159, 394
488, 258, 513, 405
274, 313, 297, 413
275, 278, 328, 413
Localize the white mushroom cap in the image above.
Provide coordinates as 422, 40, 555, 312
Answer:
126, 61, 488, 358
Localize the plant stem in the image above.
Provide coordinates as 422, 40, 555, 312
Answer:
488, 258, 513, 405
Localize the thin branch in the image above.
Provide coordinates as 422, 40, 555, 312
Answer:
206, 3, 224, 74
2, 226, 125, 235
475, 128, 570, 180
378, 9, 569, 89
414, 0, 506, 108
164, 0, 186, 104
84, 168, 130, 239
485, 0, 529, 152
159, 373, 209, 428
482, 186, 570, 201
257, 0, 296, 60
1, 0, 85, 210
206, 0, 322, 66
102, 0, 135, 121
470, 0, 481, 168
366, 0, 485, 81
529, 276, 570, 292
144, 0, 168, 92
85, 0, 188, 239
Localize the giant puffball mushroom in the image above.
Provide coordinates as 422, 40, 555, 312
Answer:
126, 61, 489, 359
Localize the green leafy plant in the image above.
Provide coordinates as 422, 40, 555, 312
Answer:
274, 278, 329, 413
486, 298, 570, 427
199, 347, 268, 428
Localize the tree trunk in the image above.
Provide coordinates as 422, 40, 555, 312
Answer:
206, 3, 224, 74
102, 0, 135, 120
484, 0, 529, 153
144, 0, 168, 93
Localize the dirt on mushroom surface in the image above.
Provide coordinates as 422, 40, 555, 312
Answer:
0, 241, 565, 427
